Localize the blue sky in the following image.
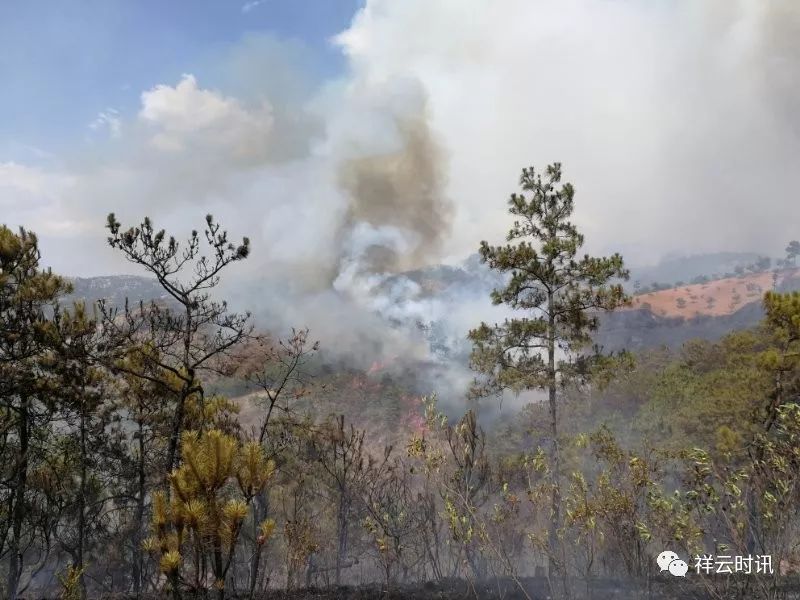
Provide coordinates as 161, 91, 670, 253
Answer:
0, 0, 797, 281
0, 0, 362, 161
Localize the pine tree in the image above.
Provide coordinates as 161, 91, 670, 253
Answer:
761, 291, 800, 431
102, 214, 252, 484
468, 163, 629, 581
40, 301, 121, 599
0, 226, 72, 598
146, 428, 275, 600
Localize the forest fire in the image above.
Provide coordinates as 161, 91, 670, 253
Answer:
400, 394, 427, 433
367, 358, 390, 375
2, 1, 799, 599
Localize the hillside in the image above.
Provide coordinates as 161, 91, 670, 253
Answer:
64, 275, 168, 307
631, 270, 776, 318
629, 251, 767, 288
64, 263, 800, 360
596, 268, 800, 352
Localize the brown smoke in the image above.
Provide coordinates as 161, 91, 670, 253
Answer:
337, 115, 451, 275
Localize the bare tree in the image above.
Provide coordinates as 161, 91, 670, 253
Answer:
101, 213, 252, 481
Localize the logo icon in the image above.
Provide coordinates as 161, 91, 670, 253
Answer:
668, 559, 689, 577
657, 550, 688, 577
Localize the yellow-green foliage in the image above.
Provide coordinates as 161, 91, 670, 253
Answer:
58, 565, 85, 600
146, 429, 275, 594
284, 517, 318, 589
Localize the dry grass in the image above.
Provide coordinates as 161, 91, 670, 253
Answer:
630, 270, 788, 319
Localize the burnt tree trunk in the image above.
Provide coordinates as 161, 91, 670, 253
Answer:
7, 394, 30, 600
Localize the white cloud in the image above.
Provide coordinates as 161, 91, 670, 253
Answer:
241, 0, 266, 14
0, 162, 88, 241
138, 74, 274, 159
89, 108, 122, 138
0, 162, 71, 203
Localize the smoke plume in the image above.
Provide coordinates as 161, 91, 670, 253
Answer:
2, 1, 799, 408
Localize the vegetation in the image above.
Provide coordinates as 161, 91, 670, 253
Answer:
467, 163, 629, 590
1, 168, 799, 600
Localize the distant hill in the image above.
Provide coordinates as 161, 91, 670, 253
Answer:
629, 251, 770, 288
62, 257, 800, 359
64, 275, 168, 308
596, 268, 800, 352
385, 255, 800, 356
631, 270, 777, 319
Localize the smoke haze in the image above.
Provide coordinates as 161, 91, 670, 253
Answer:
1, 0, 799, 393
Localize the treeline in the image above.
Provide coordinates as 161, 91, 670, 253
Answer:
1, 166, 800, 600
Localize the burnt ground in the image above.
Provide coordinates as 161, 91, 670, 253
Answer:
24, 576, 765, 600
234, 577, 692, 599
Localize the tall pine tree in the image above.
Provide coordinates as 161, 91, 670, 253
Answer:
468, 163, 629, 580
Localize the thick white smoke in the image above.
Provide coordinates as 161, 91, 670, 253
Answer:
1, 1, 798, 403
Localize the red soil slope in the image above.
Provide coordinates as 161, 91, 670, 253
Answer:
630, 270, 799, 319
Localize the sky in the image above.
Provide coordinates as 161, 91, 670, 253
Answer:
1, 0, 799, 289
0, 0, 361, 158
